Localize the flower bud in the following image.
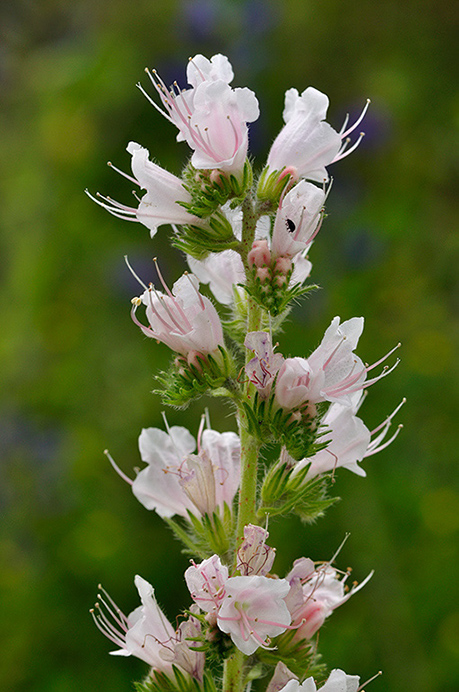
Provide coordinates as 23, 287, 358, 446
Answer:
237, 524, 276, 576
187, 350, 205, 371
248, 239, 271, 267
256, 267, 272, 283
274, 257, 292, 275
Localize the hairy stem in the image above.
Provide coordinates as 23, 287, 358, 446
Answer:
235, 193, 263, 551
225, 192, 264, 692
222, 650, 245, 692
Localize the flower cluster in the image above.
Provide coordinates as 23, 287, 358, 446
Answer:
89, 53, 399, 692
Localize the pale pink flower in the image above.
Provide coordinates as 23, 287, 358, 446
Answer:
307, 316, 400, 406
131, 271, 224, 358
217, 575, 291, 655
266, 87, 369, 182
292, 395, 405, 480
275, 317, 400, 411
278, 669, 360, 692
91, 575, 175, 669
128, 423, 240, 519
271, 181, 326, 259
237, 524, 276, 576
274, 357, 315, 411
161, 606, 205, 682
140, 54, 259, 174
187, 249, 246, 305
266, 662, 298, 692
245, 331, 285, 399
286, 562, 373, 641
295, 404, 371, 479
86, 142, 199, 238
185, 555, 229, 614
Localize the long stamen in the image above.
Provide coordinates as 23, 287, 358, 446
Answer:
366, 343, 401, 373
340, 99, 371, 138
97, 593, 129, 631
334, 132, 365, 162
370, 397, 406, 436
136, 80, 175, 125
90, 606, 125, 647
153, 257, 174, 299
107, 161, 139, 186
98, 585, 130, 627
130, 299, 156, 337
323, 334, 347, 369
358, 671, 383, 691
366, 425, 403, 457
104, 449, 133, 486
124, 255, 149, 290
192, 123, 220, 159
197, 414, 206, 453
149, 288, 188, 334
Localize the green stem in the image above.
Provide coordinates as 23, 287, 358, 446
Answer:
224, 192, 263, 692
222, 650, 245, 692
235, 194, 263, 551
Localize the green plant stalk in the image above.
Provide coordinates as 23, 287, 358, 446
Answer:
222, 190, 263, 692
235, 191, 263, 550
222, 650, 245, 692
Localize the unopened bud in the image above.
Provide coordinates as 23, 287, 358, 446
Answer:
187, 350, 205, 371
275, 275, 288, 288
287, 411, 302, 424
210, 169, 226, 187
277, 165, 298, 185
256, 266, 272, 283
248, 239, 271, 267
274, 257, 292, 275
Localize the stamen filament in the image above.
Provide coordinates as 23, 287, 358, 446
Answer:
104, 449, 133, 486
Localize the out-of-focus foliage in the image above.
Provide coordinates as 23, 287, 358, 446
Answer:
1, 1, 457, 691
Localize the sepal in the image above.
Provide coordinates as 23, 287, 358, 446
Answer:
164, 502, 235, 562
258, 629, 326, 682
136, 667, 217, 692
241, 390, 327, 460
173, 212, 239, 260
154, 346, 236, 408
256, 166, 295, 207
258, 461, 337, 522
242, 271, 317, 317
180, 160, 253, 218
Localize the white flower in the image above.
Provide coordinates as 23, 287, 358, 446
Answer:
185, 555, 229, 614
245, 331, 285, 399
237, 524, 276, 576
141, 54, 259, 174
275, 317, 400, 410
132, 423, 240, 519
271, 181, 326, 259
131, 272, 224, 358
91, 576, 175, 669
286, 562, 373, 641
92, 577, 204, 680
267, 87, 369, 182
187, 249, 246, 305
279, 669, 360, 692
296, 404, 371, 479
217, 575, 292, 655
292, 395, 405, 480
86, 142, 199, 237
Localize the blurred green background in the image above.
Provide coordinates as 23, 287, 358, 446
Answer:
1, 0, 458, 690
